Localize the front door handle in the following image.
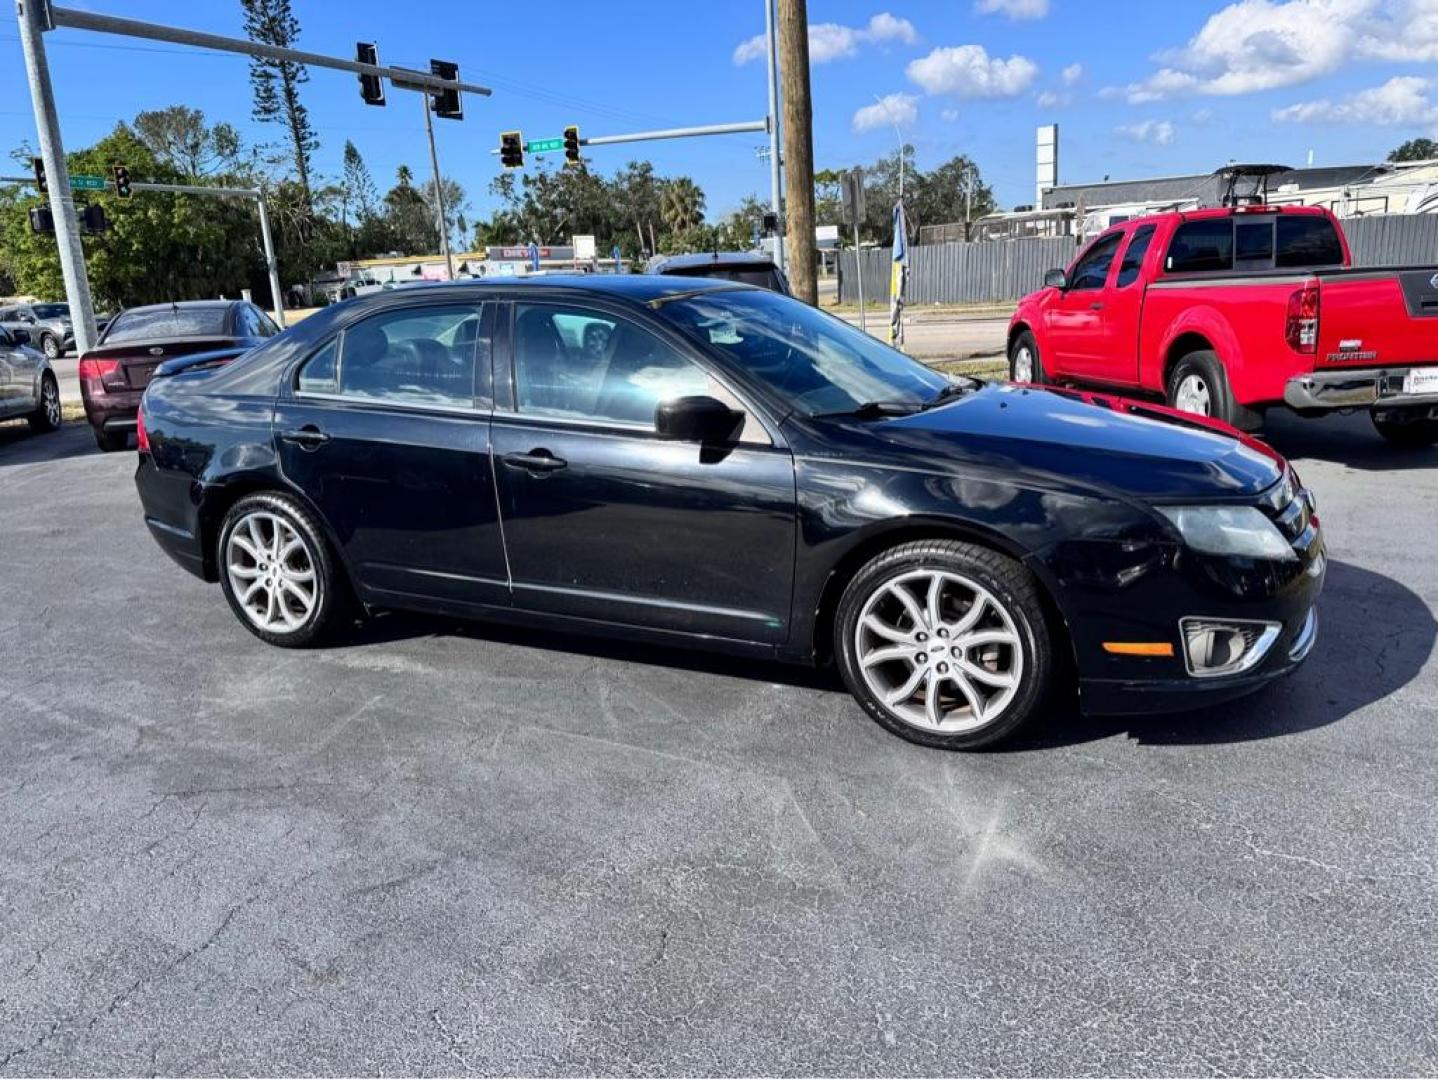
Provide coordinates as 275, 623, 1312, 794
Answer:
280, 425, 331, 450
1089, 301, 1104, 311
501, 449, 568, 474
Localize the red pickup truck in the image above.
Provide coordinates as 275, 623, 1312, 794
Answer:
1007, 205, 1438, 447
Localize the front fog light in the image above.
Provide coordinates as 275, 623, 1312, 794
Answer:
1181, 618, 1281, 678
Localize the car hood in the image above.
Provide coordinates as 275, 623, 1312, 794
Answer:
872, 383, 1284, 501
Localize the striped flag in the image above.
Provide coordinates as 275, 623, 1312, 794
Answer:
888, 201, 909, 347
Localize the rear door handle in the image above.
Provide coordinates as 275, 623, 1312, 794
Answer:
501, 450, 568, 474
280, 425, 330, 449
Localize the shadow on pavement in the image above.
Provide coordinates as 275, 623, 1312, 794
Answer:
0, 419, 101, 468
1260, 406, 1438, 472
1009, 559, 1433, 749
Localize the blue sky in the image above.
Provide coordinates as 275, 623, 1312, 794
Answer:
4, 0, 1437, 222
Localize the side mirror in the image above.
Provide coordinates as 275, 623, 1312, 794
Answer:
655, 395, 744, 443
1043, 268, 1068, 290
10, 327, 32, 346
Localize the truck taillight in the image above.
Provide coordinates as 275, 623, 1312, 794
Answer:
1285, 285, 1319, 354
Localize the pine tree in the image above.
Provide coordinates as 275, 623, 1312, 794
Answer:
342, 140, 378, 220
240, 0, 317, 207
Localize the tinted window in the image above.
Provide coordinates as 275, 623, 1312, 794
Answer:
1235, 219, 1275, 266
105, 307, 229, 342
254, 308, 281, 336
296, 339, 339, 394
307, 305, 480, 407
513, 303, 723, 428
1068, 232, 1123, 290
1166, 220, 1234, 273
1116, 225, 1156, 287
654, 288, 948, 417
31, 304, 67, 319
1276, 216, 1343, 268
664, 265, 785, 291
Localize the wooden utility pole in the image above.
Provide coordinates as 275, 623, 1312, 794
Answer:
778, 0, 817, 305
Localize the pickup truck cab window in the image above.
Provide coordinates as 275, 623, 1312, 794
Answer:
1116, 225, 1156, 287
1275, 216, 1344, 268
1068, 232, 1124, 290
1167, 219, 1234, 273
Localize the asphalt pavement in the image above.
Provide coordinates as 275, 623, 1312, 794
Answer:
1, 408, 1435, 1075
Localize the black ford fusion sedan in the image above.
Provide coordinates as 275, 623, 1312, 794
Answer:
135, 277, 1323, 749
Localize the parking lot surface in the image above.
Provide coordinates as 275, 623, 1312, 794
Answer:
1, 411, 1435, 1076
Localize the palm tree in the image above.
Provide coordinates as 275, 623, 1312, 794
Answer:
660, 178, 705, 235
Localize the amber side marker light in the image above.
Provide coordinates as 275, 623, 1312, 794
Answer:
1102, 642, 1175, 657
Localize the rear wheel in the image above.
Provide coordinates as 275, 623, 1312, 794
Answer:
92, 426, 129, 452
1008, 329, 1045, 384
40, 333, 60, 360
834, 540, 1053, 750
217, 492, 345, 647
28, 374, 61, 433
1371, 406, 1438, 448
1166, 350, 1260, 430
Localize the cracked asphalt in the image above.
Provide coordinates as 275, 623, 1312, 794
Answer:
1, 408, 1435, 1076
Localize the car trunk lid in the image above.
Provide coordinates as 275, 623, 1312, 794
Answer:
83, 336, 238, 391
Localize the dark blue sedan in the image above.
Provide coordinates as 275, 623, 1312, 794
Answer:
134, 277, 1323, 749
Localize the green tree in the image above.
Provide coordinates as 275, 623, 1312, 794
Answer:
659, 177, 705, 234
341, 140, 378, 221
381, 165, 436, 254
240, 0, 317, 207
1389, 138, 1438, 162
133, 106, 244, 180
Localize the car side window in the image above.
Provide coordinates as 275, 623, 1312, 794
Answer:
512, 302, 766, 440
1166, 219, 1234, 273
254, 307, 281, 337
1116, 225, 1156, 287
297, 304, 483, 408
1067, 232, 1123, 291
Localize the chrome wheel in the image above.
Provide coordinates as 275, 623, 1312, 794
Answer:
225, 512, 319, 634
41, 379, 60, 427
1012, 345, 1035, 383
42, 335, 59, 360
853, 569, 1025, 734
1174, 373, 1212, 416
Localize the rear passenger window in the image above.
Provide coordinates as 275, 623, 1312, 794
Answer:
297, 339, 338, 394
298, 305, 484, 407
1116, 225, 1156, 287
1166, 220, 1234, 273
1276, 216, 1344, 268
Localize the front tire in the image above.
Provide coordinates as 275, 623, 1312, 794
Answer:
40, 334, 60, 360
28, 374, 61, 433
1371, 406, 1438, 448
217, 492, 344, 647
834, 540, 1053, 750
1008, 329, 1045, 384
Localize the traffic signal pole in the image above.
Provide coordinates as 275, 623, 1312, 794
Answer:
16, 0, 99, 353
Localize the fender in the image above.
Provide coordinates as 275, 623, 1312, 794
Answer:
1152, 304, 1244, 393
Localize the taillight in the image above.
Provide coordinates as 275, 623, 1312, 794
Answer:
1285, 284, 1319, 354
77, 357, 119, 382
136, 408, 151, 454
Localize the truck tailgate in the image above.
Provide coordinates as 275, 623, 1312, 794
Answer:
1316, 268, 1438, 368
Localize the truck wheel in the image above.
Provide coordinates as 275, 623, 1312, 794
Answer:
1008, 329, 1045, 384
1371, 406, 1438, 449
1167, 351, 1261, 430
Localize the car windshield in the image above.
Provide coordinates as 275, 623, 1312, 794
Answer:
654, 288, 948, 415
32, 304, 68, 320
105, 307, 228, 343
665, 265, 785, 291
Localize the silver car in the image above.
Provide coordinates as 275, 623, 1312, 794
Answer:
0, 301, 73, 360
0, 322, 62, 434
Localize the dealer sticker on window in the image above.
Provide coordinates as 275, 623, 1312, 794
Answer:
1402, 368, 1438, 395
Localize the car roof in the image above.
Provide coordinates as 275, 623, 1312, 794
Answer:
650, 252, 777, 271
356, 274, 750, 302
117, 300, 238, 316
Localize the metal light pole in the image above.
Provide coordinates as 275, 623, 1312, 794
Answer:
421, 94, 455, 280
764, 0, 784, 270
15, 0, 99, 354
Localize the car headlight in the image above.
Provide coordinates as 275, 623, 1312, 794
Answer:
1158, 506, 1297, 561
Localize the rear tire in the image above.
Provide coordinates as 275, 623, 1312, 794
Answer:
28, 374, 61, 433
1371, 406, 1438, 448
92, 426, 129, 452
1008, 329, 1045, 384
834, 539, 1053, 750
40, 333, 60, 360
217, 492, 346, 648
1166, 350, 1261, 430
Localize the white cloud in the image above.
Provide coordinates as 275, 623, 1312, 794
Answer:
1356, 0, 1438, 61
1273, 75, 1438, 125
1036, 90, 1071, 108
1061, 63, 1084, 85
906, 44, 1039, 98
941, 107, 960, 122
852, 93, 920, 132
733, 11, 918, 65
1116, 119, 1177, 145
974, 0, 1051, 19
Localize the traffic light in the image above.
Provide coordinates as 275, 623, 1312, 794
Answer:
500, 131, 524, 169
81, 204, 108, 234
28, 206, 54, 234
430, 59, 462, 120
31, 156, 46, 195
762, 211, 779, 235
356, 42, 385, 106
563, 125, 581, 166
112, 164, 132, 199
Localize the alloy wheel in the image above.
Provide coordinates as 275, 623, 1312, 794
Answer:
1013, 346, 1035, 383
42, 335, 59, 359
225, 511, 319, 634
1174, 373, 1212, 416
42, 380, 60, 427
853, 569, 1024, 734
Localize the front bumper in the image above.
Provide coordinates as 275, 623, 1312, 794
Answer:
1284, 366, 1438, 411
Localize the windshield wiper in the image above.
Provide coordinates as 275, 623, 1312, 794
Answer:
814, 401, 922, 420
922, 378, 981, 410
